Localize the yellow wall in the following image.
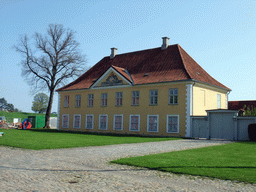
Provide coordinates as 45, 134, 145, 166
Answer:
193, 83, 227, 116
59, 82, 187, 137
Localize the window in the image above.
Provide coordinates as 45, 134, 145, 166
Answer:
88, 94, 94, 107
62, 114, 69, 128
129, 115, 140, 131
169, 89, 178, 104
149, 90, 158, 105
86, 115, 94, 129
99, 115, 108, 130
116, 92, 123, 106
147, 115, 159, 132
132, 91, 139, 105
101, 93, 108, 107
64, 95, 69, 107
166, 115, 179, 133
217, 94, 221, 109
73, 114, 81, 129
113, 114, 123, 130
75, 95, 81, 107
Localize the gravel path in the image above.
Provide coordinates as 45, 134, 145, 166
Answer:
1, 139, 255, 191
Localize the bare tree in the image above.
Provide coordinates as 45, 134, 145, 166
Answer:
14, 24, 87, 128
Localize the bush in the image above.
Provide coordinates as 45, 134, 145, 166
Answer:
248, 123, 256, 141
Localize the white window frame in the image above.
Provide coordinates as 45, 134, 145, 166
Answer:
73, 114, 81, 129
149, 90, 158, 105
169, 88, 178, 105
62, 114, 69, 128
129, 114, 140, 132
116, 92, 123, 106
64, 95, 69, 107
132, 91, 139, 106
217, 94, 221, 109
99, 114, 108, 130
113, 114, 123, 131
88, 94, 94, 107
85, 114, 94, 129
166, 115, 179, 133
75, 95, 81, 107
101, 93, 108, 107
147, 115, 159, 132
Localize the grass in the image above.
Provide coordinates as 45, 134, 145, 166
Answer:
0, 128, 182, 150
0, 111, 57, 123
111, 142, 256, 184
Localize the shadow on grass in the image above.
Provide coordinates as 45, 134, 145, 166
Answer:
27, 129, 182, 139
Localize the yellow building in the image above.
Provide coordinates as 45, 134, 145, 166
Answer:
56, 37, 231, 137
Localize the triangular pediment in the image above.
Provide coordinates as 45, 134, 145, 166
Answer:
90, 66, 133, 89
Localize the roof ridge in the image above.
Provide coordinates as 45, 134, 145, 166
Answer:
177, 44, 192, 79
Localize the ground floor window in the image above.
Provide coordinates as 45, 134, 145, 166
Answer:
113, 114, 123, 130
73, 114, 81, 128
86, 114, 94, 129
62, 114, 69, 128
99, 114, 108, 130
166, 115, 179, 133
129, 115, 140, 131
147, 115, 159, 132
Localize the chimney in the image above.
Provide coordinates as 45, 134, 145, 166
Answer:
161, 37, 170, 50
110, 47, 118, 59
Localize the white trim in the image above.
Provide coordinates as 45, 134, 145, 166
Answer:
226, 94, 228, 109
147, 115, 159, 133
90, 67, 132, 89
113, 114, 123, 131
62, 114, 69, 128
217, 94, 221, 109
99, 114, 108, 130
185, 84, 193, 137
91, 84, 132, 90
129, 114, 140, 132
57, 93, 60, 130
73, 114, 81, 129
166, 115, 179, 133
86, 114, 94, 129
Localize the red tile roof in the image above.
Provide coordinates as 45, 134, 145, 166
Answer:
56, 44, 231, 91
228, 100, 256, 110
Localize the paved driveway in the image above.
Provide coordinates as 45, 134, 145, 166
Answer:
0, 139, 255, 191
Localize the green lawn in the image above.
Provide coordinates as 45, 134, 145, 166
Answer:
0, 129, 181, 150
111, 142, 256, 184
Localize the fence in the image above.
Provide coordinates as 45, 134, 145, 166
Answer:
191, 109, 256, 141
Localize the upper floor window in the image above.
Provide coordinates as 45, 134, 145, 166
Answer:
101, 93, 108, 107
113, 114, 123, 130
217, 94, 221, 109
75, 95, 81, 107
169, 89, 178, 104
147, 115, 159, 132
132, 91, 139, 105
64, 95, 69, 107
149, 90, 158, 105
116, 92, 123, 106
73, 114, 81, 129
166, 115, 179, 133
88, 94, 94, 107
62, 114, 69, 128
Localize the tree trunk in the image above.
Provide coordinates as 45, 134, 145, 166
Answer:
44, 88, 54, 129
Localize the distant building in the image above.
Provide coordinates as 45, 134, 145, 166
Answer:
228, 100, 256, 116
56, 37, 231, 137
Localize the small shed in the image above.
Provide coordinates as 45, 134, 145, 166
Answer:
28, 116, 45, 128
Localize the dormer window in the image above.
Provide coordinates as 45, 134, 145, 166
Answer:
144, 73, 149, 76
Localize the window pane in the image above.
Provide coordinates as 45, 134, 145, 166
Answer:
174, 89, 178, 95
174, 96, 178, 104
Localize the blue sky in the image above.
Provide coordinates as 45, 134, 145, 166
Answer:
0, 0, 255, 113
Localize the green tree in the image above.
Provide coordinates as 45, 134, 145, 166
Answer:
243, 105, 256, 116
31, 93, 49, 113
15, 24, 87, 128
